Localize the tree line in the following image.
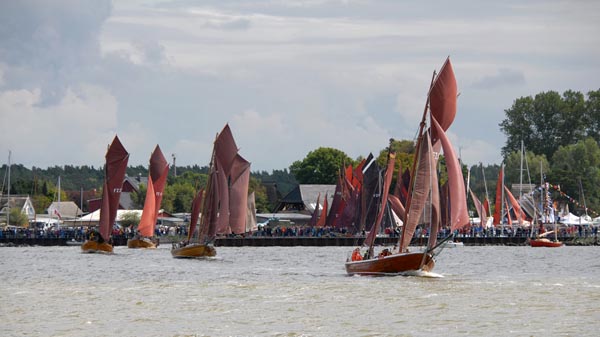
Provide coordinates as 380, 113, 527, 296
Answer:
3, 89, 598, 219
0, 164, 297, 215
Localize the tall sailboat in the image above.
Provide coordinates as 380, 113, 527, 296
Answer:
345, 58, 469, 275
127, 145, 169, 249
529, 163, 563, 247
171, 124, 251, 258
81, 136, 130, 254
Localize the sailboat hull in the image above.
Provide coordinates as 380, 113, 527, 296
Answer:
127, 238, 158, 249
171, 243, 216, 258
81, 240, 113, 254
345, 252, 435, 276
529, 238, 563, 247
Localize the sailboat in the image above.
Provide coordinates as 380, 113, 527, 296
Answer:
529, 173, 563, 247
171, 124, 251, 258
127, 145, 169, 249
345, 58, 469, 275
81, 136, 130, 254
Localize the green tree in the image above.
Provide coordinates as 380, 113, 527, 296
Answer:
585, 89, 600, 142
548, 138, 600, 214
9, 208, 29, 227
119, 211, 141, 230
289, 147, 355, 184
499, 90, 596, 160
503, 150, 549, 188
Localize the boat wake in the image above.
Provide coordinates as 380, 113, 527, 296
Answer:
401, 270, 444, 278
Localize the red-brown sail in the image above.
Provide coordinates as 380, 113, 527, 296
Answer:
187, 188, 203, 241
470, 189, 488, 226
308, 193, 321, 227
504, 186, 525, 225
388, 194, 406, 221
364, 152, 396, 250
493, 165, 504, 226
400, 132, 435, 253
229, 154, 251, 234
214, 124, 239, 174
149, 145, 169, 218
137, 177, 156, 237
316, 193, 328, 227
431, 116, 469, 231
98, 136, 129, 242
429, 57, 458, 147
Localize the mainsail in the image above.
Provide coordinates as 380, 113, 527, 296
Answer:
431, 116, 469, 231
98, 136, 129, 242
493, 165, 504, 226
137, 177, 156, 237
364, 151, 396, 251
198, 124, 252, 243
137, 145, 169, 237
187, 188, 203, 241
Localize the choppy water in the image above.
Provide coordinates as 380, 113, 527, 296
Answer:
1, 245, 599, 337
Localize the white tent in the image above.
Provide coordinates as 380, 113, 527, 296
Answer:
560, 212, 592, 226
65, 209, 143, 226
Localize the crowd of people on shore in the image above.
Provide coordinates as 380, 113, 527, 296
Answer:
1, 222, 598, 241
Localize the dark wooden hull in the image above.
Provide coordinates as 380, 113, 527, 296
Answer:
345, 252, 435, 276
127, 238, 158, 249
81, 240, 113, 254
171, 243, 216, 258
529, 238, 563, 248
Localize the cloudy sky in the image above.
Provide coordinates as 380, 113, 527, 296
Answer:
1, 0, 598, 172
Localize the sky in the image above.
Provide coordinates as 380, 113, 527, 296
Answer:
1, 0, 599, 172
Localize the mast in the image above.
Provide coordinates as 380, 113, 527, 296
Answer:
501, 163, 505, 233
57, 176, 61, 229
519, 140, 524, 199
7, 151, 11, 227
399, 70, 436, 250
579, 178, 588, 217
481, 163, 490, 205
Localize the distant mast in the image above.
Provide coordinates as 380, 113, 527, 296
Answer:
7, 151, 11, 227
57, 176, 61, 229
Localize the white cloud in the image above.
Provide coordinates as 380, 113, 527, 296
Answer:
0, 84, 119, 167
2, 0, 599, 172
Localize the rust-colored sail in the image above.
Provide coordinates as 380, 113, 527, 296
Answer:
430, 57, 458, 147
483, 197, 490, 218
316, 193, 328, 227
214, 124, 239, 174
229, 154, 251, 234
470, 189, 488, 226
187, 188, 203, 241
149, 145, 169, 217
215, 159, 230, 234
308, 193, 321, 227
325, 176, 344, 228
431, 116, 469, 231
98, 136, 129, 242
388, 194, 406, 221
493, 166, 504, 226
137, 177, 156, 237
400, 133, 434, 253
364, 152, 396, 250
505, 200, 513, 226
504, 186, 525, 225
137, 145, 169, 238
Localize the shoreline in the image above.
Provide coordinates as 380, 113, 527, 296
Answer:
1, 235, 598, 247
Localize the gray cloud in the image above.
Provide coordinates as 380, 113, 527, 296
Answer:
471, 68, 526, 90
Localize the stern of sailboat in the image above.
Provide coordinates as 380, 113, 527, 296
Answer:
171, 243, 217, 258
81, 240, 114, 254
127, 238, 158, 249
345, 252, 435, 276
